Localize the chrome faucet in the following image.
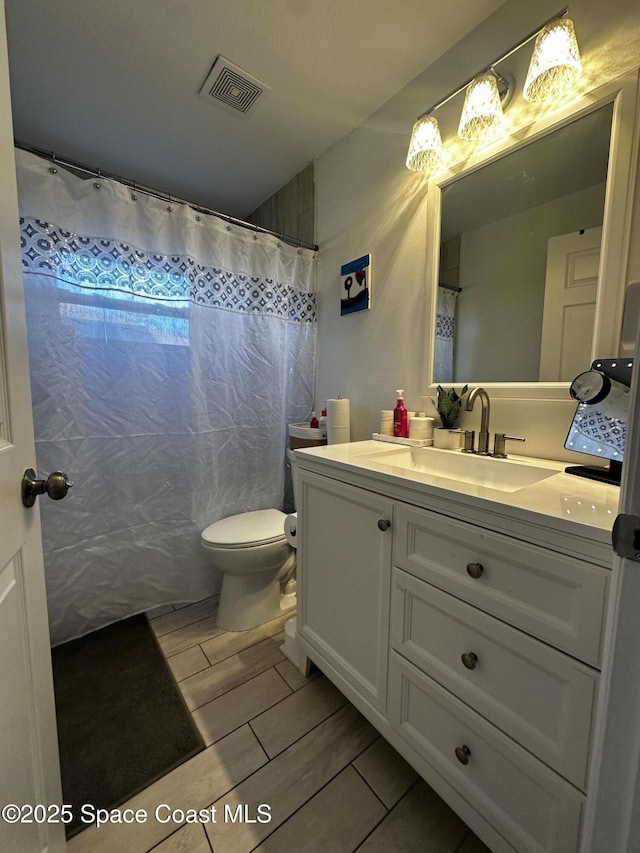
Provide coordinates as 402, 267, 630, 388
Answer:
465, 387, 491, 455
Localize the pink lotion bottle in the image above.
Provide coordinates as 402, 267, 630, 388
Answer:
393, 390, 408, 438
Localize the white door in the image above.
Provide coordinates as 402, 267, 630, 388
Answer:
538, 227, 602, 381
582, 322, 640, 850
0, 3, 66, 851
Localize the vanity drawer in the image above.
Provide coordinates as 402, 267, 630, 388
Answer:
392, 568, 597, 789
394, 503, 608, 666
388, 652, 584, 853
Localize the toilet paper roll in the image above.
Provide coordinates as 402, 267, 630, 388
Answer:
380, 409, 394, 436
284, 513, 298, 548
328, 425, 351, 445
409, 416, 435, 440
327, 398, 350, 427
327, 398, 350, 443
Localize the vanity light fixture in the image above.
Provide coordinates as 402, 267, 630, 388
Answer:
523, 18, 583, 102
406, 115, 445, 173
458, 71, 508, 143
405, 8, 581, 174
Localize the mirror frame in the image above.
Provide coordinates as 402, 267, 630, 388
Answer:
424, 72, 640, 400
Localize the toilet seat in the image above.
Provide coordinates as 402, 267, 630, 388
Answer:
201, 508, 287, 549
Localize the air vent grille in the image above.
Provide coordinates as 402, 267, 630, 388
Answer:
199, 56, 269, 115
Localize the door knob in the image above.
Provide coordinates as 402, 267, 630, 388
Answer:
22, 469, 74, 508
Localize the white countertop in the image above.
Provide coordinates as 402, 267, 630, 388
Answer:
294, 440, 620, 547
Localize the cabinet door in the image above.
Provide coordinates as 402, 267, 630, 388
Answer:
298, 472, 393, 713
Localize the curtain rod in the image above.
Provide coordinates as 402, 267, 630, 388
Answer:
418, 6, 569, 118
439, 282, 462, 293
14, 140, 320, 253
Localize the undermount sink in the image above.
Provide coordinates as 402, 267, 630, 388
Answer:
362, 445, 559, 493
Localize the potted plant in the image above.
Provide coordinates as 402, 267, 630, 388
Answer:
432, 384, 469, 448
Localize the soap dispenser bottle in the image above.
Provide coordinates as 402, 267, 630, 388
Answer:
393, 390, 408, 438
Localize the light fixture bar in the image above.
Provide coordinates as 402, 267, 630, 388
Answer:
416, 7, 568, 119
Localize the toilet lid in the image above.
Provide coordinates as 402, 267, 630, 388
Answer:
202, 509, 287, 548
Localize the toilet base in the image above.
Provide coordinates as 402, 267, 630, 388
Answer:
216, 554, 296, 632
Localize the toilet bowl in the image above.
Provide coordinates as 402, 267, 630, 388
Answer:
202, 508, 296, 631
201, 449, 300, 632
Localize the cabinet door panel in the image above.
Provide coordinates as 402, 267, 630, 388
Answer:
298, 472, 393, 712
392, 568, 597, 789
389, 653, 584, 853
395, 503, 608, 666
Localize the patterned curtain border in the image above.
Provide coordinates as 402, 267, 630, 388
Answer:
436, 313, 455, 339
20, 217, 316, 323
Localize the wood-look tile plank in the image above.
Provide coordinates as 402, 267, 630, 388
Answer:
167, 645, 210, 682
151, 597, 219, 638
147, 821, 211, 853
253, 766, 385, 853
205, 703, 378, 853
180, 633, 286, 711
193, 668, 291, 746
158, 614, 224, 658
250, 674, 347, 758
353, 736, 418, 809
200, 613, 290, 667
67, 725, 265, 853
356, 779, 469, 853
274, 658, 318, 691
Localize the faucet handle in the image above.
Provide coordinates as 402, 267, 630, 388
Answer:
449, 429, 475, 453
493, 433, 525, 458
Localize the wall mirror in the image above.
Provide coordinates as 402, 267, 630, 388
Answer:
426, 75, 639, 399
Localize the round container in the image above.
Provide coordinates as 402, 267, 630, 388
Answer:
288, 422, 328, 450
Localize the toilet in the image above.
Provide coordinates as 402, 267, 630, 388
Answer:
201, 449, 298, 632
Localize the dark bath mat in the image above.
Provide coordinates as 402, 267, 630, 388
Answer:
51, 613, 204, 838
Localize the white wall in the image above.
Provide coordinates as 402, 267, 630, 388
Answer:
315, 0, 640, 463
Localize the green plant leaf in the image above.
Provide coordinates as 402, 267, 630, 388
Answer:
435, 384, 469, 428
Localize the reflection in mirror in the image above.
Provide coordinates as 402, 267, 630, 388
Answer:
435, 102, 614, 385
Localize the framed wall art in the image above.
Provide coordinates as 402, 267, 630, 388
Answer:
340, 254, 371, 316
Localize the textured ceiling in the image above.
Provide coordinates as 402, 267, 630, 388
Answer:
5, 0, 505, 218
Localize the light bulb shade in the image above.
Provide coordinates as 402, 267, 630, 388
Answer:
406, 115, 444, 173
523, 18, 583, 102
457, 74, 506, 143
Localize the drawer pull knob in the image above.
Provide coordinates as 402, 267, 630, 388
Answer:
466, 562, 484, 579
455, 745, 471, 765
377, 518, 391, 531
461, 652, 478, 670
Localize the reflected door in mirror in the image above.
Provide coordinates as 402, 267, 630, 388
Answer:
539, 227, 601, 381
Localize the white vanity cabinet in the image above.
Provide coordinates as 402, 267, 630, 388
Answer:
297, 471, 394, 715
295, 447, 613, 853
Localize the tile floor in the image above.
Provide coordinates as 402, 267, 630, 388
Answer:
67, 597, 491, 853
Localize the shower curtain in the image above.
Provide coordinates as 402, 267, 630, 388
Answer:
16, 150, 317, 645
434, 286, 458, 383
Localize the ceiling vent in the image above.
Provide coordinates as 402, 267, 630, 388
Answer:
199, 55, 269, 116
